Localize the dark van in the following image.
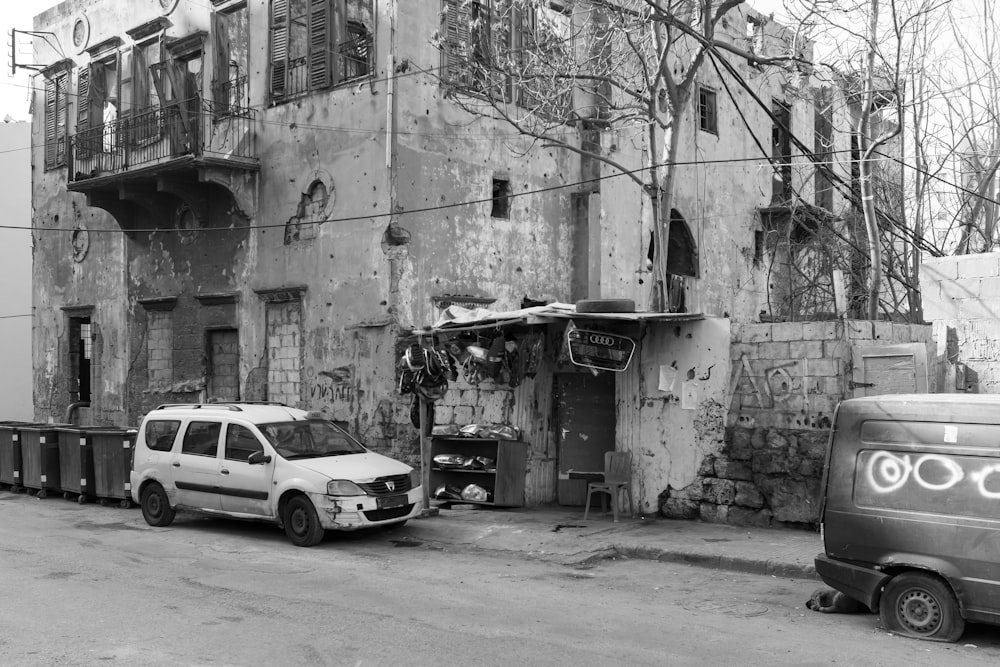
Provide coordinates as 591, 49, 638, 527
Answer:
816, 394, 1000, 642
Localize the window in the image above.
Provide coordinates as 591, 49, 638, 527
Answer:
131, 39, 165, 143
698, 86, 718, 135
746, 16, 765, 66
145, 420, 181, 452
212, 4, 249, 115
441, 0, 503, 96
44, 70, 69, 170
269, 0, 374, 103
77, 58, 120, 161
225, 424, 263, 462
772, 100, 792, 203
182, 421, 222, 457
518, 1, 573, 114
491, 177, 511, 218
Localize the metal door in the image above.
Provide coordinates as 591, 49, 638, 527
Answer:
851, 343, 928, 397
555, 372, 616, 506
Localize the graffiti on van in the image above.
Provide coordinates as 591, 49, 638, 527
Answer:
857, 450, 1000, 514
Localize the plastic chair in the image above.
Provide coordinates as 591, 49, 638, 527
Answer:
583, 451, 635, 522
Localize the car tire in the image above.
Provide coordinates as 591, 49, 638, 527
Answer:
575, 298, 635, 313
879, 571, 965, 642
141, 482, 176, 527
283, 495, 325, 547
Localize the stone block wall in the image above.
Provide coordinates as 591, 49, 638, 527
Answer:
661, 319, 933, 528
921, 254, 1000, 394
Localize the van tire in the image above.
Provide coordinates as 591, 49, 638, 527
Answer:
879, 572, 965, 642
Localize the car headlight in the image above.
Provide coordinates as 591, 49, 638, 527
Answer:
327, 480, 364, 496
409, 468, 421, 489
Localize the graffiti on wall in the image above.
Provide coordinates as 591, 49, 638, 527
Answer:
729, 356, 818, 409
855, 450, 1000, 518
308, 367, 355, 404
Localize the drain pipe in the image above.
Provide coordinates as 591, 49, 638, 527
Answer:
64, 401, 90, 425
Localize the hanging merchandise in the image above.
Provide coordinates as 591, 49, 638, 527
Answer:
409, 395, 435, 434
486, 334, 506, 377
504, 334, 522, 387
522, 332, 544, 378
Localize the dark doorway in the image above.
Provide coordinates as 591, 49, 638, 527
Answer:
207, 328, 240, 402
555, 372, 616, 506
68, 316, 92, 403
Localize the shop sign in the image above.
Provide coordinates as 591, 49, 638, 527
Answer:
566, 328, 635, 372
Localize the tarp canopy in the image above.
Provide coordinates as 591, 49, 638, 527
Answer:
425, 302, 705, 333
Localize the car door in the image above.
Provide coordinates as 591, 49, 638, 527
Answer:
218, 423, 275, 517
169, 420, 223, 510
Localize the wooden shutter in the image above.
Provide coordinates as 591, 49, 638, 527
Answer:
309, 0, 332, 90
443, 0, 471, 86
76, 67, 91, 158
270, 0, 290, 99
45, 77, 57, 168
212, 11, 231, 112
55, 73, 68, 166
119, 47, 133, 117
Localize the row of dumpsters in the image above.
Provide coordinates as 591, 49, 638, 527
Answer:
0, 421, 137, 507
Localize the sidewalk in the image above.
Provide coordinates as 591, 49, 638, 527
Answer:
408, 503, 822, 580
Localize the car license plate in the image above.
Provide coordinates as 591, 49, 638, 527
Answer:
377, 494, 407, 510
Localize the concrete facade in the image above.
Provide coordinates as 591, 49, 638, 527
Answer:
28, 1, 885, 517
0, 121, 33, 422
921, 253, 1000, 394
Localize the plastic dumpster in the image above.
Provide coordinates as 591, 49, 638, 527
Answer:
19, 423, 70, 498
56, 426, 96, 503
90, 427, 138, 508
0, 422, 36, 490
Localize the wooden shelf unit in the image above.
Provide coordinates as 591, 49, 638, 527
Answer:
429, 437, 528, 507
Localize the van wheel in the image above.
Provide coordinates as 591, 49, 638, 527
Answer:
283, 496, 325, 547
141, 482, 175, 527
879, 572, 965, 642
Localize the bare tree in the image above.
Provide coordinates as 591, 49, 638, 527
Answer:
432, 0, 806, 312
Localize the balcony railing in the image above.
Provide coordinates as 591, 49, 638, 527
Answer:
69, 96, 257, 182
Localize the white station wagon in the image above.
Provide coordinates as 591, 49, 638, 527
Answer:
130, 403, 423, 546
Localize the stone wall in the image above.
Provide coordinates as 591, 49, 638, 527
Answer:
661, 319, 933, 528
921, 254, 1000, 394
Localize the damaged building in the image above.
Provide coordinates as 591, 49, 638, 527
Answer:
28, 0, 929, 526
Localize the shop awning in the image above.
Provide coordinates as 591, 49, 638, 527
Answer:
422, 302, 705, 333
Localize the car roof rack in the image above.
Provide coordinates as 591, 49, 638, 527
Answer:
152, 401, 291, 412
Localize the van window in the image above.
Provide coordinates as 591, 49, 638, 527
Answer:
182, 421, 222, 457
854, 449, 1000, 519
145, 420, 181, 452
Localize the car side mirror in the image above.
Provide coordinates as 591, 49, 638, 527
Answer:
248, 451, 272, 465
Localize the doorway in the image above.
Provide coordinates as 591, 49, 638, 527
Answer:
68, 316, 92, 403
555, 372, 616, 506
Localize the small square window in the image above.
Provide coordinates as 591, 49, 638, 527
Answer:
491, 177, 511, 218
699, 86, 718, 135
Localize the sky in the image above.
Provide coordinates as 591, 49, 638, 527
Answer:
0, 0, 61, 121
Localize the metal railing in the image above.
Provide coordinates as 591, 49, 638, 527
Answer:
69, 97, 257, 182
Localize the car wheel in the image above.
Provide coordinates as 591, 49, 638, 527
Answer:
141, 482, 175, 527
879, 571, 965, 642
283, 495, 325, 547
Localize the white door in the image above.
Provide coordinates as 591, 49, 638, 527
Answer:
218, 423, 274, 516
170, 420, 223, 510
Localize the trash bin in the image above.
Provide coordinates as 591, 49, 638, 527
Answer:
19, 423, 70, 498
90, 427, 138, 508
56, 426, 96, 503
0, 421, 35, 491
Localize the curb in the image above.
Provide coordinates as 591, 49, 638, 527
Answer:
613, 544, 819, 580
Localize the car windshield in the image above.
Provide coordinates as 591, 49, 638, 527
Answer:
259, 420, 367, 460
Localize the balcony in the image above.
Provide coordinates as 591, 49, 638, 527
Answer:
67, 91, 259, 233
